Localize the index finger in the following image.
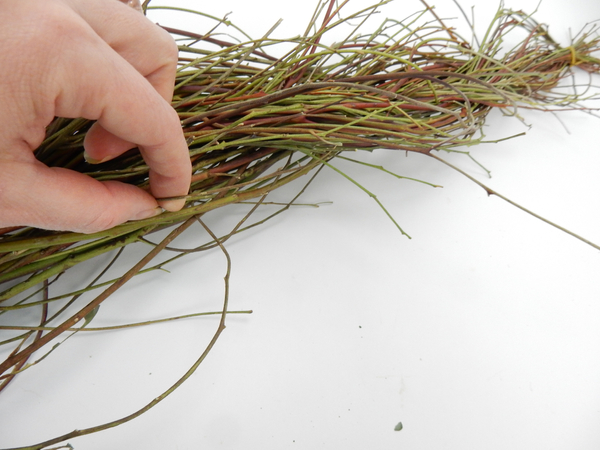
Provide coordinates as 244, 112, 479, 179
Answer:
67, 0, 177, 102
49, 9, 191, 210
69, 0, 188, 177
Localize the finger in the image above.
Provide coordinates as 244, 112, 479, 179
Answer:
66, 0, 178, 101
0, 159, 161, 233
89, 0, 160, 159
69, 0, 181, 164
51, 8, 191, 210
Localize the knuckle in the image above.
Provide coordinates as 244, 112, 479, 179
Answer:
79, 213, 120, 234
35, 5, 86, 44
155, 27, 179, 66
78, 202, 124, 233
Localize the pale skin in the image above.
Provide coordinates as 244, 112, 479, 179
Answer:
0, 0, 192, 233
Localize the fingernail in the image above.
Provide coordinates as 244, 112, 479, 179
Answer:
119, 0, 143, 12
83, 151, 111, 165
131, 207, 163, 221
158, 198, 186, 212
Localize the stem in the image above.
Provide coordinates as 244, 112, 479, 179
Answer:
2, 223, 229, 448
429, 153, 600, 251
0, 219, 195, 378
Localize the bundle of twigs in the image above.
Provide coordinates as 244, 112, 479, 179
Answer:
1, 0, 599, 447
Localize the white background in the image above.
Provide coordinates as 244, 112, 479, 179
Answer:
1, 0, 600, 449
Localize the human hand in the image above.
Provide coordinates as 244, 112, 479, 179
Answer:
0, 0, 192, 233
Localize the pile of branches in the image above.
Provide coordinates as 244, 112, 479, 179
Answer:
0, 1, 598, 448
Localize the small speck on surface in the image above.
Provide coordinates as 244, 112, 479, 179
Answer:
394, 422, 403, 432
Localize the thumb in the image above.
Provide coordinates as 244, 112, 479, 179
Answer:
1, 160, 162, 233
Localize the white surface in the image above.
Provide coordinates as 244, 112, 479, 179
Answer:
2, 0, 600, 449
